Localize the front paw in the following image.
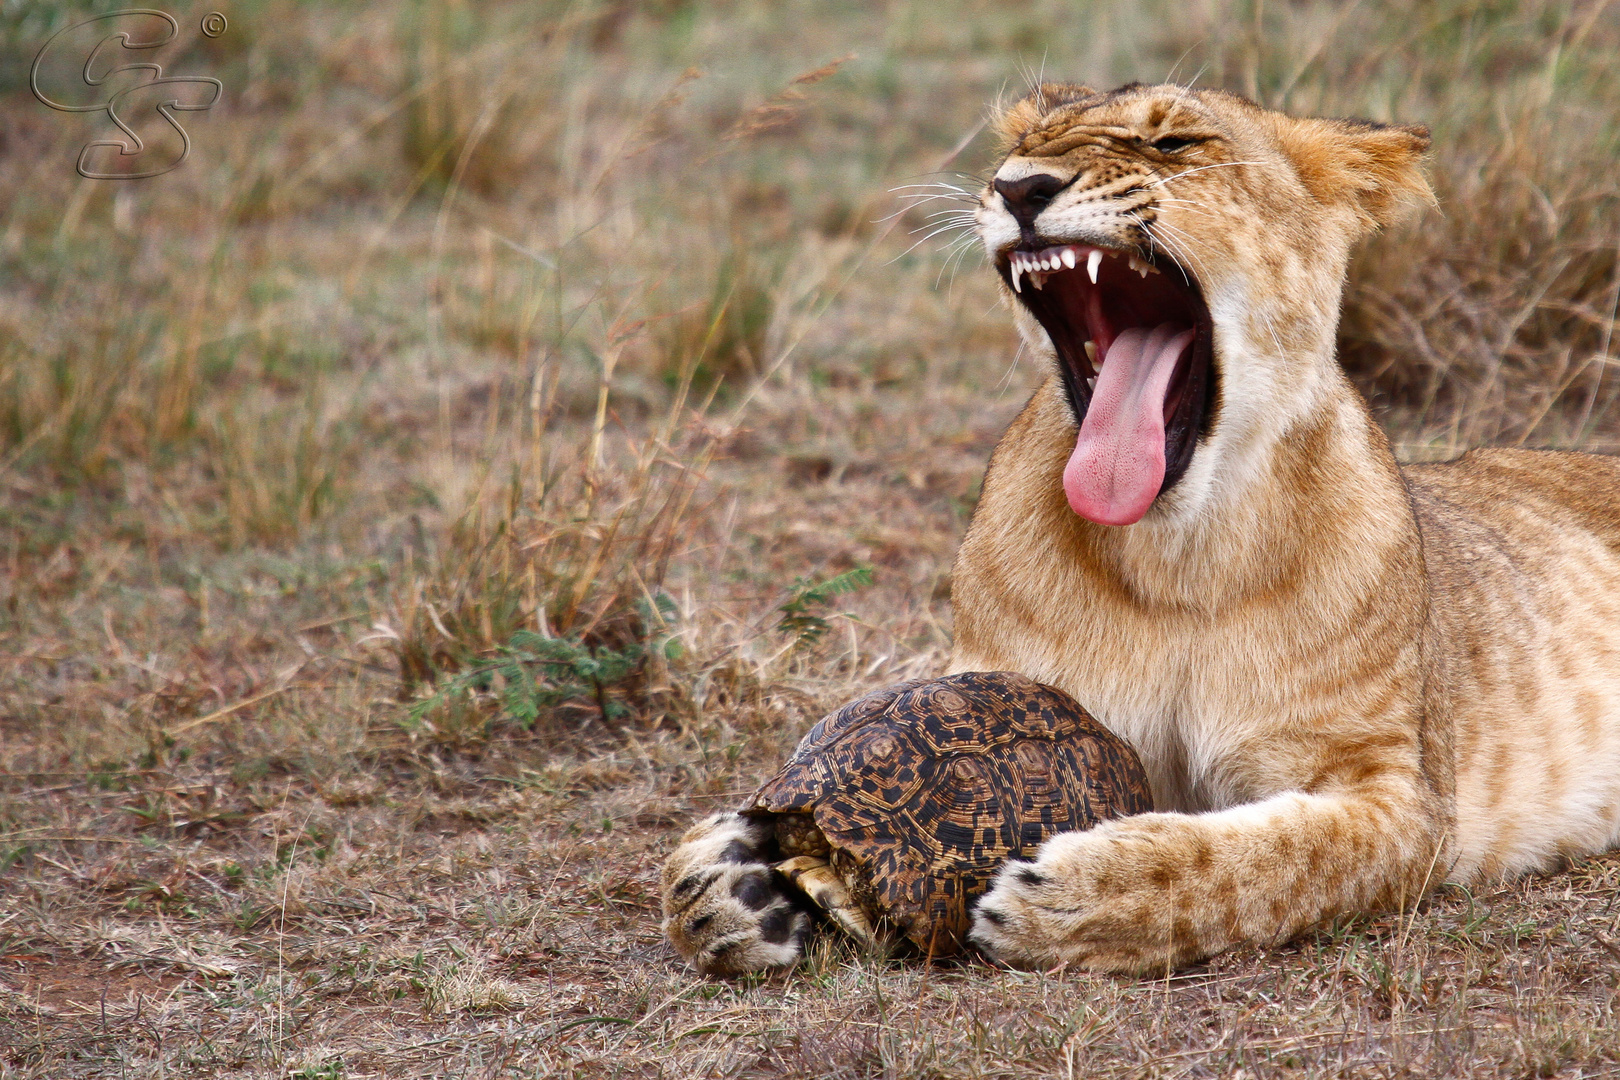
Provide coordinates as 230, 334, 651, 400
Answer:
660, 813, 811, 977
968, 827, 1169, 973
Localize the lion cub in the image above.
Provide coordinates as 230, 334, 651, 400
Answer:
663, 82, 1620, 975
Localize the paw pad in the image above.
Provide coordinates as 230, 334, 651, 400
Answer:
731, 871, 775, 910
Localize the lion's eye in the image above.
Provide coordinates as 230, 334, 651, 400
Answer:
1151, 136, 1195, 153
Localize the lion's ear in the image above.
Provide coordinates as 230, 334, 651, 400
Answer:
1276, 116, 1435, 233
993, 83, 1097, 151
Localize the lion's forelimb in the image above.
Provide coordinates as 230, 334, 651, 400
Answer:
968, 785, 1444, 972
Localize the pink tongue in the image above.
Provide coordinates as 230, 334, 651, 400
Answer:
1062, 323, 1196, 525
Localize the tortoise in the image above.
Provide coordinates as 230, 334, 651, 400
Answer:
745, 670, 1154, 957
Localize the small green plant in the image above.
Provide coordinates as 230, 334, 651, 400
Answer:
406, 593, 681, 730
124, 792, 170, 829
287, 1063, 343, 1080
776, 566, 874, 647
0, 843, 31, 874
232, 901, 271, 933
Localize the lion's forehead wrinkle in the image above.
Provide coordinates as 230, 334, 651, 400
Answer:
1013, 85, 1229, 144
1019, 123, 1134, 158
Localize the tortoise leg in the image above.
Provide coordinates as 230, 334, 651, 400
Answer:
774, 856, 879, 949
660, 813, 811, 977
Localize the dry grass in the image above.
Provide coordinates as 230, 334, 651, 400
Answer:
2, 0, 1619, 1076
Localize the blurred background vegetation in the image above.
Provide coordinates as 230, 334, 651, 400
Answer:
3, 0, 1616, 753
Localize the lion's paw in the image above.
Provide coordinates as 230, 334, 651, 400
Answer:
970, 822, 1206, 974
968, 829, 1139, 972
660, 812, 810, 976
968, 853, 1076, 969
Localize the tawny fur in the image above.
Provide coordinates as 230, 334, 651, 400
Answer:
661, 82, 1620, 976
958, 83, 1620, 971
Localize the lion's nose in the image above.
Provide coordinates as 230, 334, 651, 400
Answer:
994, 174, 1066, 228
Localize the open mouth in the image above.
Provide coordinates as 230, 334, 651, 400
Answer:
999, 243, 1216, 526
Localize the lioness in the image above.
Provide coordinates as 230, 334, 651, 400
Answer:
662, 82, 1620, 975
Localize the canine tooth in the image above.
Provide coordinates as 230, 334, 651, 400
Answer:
1031, 271, 1048, 290
1086, 375, 1097, 392
1084, 340, 1098, 364
1087, 249, 1102, 284
1061, 248, 1077, 269
1010, 260, 1023, 293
